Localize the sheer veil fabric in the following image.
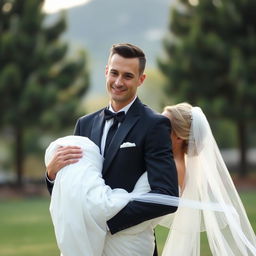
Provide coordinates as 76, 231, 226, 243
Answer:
159, 107, 256, 256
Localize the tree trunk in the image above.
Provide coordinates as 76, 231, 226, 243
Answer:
15, 126, 24, 187
237, 122, 247, 177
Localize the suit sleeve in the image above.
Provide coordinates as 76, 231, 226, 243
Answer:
107, 116, 179, 234
74, 118, 81, 135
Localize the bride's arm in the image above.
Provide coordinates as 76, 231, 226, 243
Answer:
175, 158, 186, 194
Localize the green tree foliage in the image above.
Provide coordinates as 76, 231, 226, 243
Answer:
0, 0, 90, 185
159, 0, 256, 176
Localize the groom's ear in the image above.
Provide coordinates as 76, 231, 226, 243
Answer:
105, 65, 109, 76
138, 73, 146, 86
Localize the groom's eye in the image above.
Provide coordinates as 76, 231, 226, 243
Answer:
110, 70, 118, 76
124, 73, 134, 79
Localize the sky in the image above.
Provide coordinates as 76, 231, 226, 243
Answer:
42, 0, 92, 14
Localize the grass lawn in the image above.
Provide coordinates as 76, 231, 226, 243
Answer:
0, 191, 255, 256
0, 197, 58, 256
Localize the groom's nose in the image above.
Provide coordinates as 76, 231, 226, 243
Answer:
115, 76, 123, 86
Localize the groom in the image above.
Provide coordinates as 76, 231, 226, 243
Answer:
46, 43, 178, 255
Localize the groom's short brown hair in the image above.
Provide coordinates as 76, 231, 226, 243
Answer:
108, 43, 146, 74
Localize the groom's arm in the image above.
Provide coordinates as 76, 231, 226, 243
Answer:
107, 116, 179, 234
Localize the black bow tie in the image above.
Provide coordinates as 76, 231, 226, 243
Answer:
104, 108, 126, 123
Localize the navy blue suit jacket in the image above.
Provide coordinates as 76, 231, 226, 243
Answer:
46, 98, 178, 235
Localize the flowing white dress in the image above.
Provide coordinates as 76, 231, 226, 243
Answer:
45, 135, 157, 256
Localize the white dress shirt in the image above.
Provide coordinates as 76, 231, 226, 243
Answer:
100, 96, 137, 156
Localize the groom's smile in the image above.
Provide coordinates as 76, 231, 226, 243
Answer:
111, 84, 127, 94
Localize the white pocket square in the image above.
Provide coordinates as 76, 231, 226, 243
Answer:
120, 142, 136, 148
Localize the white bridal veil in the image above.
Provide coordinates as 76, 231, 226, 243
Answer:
163, 107, 256, 255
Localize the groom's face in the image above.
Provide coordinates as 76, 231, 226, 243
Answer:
105, 54, 146, 111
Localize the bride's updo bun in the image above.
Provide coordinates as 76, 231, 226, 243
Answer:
163, 103, 192, 153
164, 103, 209, 156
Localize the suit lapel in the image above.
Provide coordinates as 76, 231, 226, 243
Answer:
90, 109, 105, 150
102, 98, 142, 175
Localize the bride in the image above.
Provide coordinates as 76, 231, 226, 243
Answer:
161, 103, 256, 255
45, 103, 256, 256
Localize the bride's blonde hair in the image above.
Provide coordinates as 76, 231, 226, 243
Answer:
163, 103, 192, 152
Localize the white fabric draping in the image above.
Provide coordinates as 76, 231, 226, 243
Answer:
45, 135, 155, 256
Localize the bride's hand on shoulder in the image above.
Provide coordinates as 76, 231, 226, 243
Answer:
47, 146, 83, 180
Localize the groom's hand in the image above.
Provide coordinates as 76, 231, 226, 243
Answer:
46, 146, 83, 181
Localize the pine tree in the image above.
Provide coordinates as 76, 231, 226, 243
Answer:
159, 0, 256, 177
0, 0, 90, 185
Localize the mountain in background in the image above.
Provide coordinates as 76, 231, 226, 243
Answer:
47, 0, 173, 95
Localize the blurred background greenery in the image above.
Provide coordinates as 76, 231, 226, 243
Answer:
1, 0, 256, 187
0, 0, 255, 254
